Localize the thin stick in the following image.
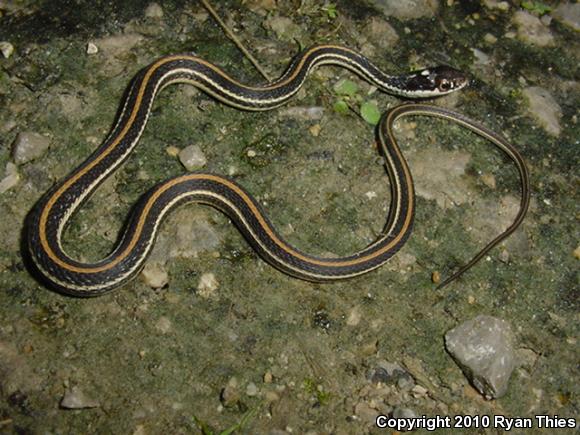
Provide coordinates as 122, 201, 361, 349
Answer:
199, 0, 272, 82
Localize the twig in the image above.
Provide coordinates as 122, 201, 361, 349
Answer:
199, 0, 272, 82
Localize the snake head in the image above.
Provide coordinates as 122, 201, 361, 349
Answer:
402, 66, 468, 97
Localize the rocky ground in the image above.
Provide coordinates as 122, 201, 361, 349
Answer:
0, 0, 578, 434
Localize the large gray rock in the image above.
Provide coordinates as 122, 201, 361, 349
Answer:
445, 315, 516, 399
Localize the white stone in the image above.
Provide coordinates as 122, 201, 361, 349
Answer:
60, 386, 99, 409
86, 42, 99, 54
197, 272, 219, 298
179, 144, 207, 170
445, 315, 516, 399
145, 2, 164, 18
246, 382, 259, 396
483, 33, 497, 44
141, 262, 169, 288
0, 41, 14, 59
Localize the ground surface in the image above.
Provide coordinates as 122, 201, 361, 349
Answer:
0, 0, 578, 434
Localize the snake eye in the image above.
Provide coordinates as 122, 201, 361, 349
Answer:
438, 79, 452, 91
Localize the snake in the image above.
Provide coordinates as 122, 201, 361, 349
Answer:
25, 44, 530, 296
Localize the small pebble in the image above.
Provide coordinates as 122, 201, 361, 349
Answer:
499, 248, 510, 263
431, 271, 441, 284
86, 42, 98, 54
179, 144, 207, 170
60, 386, 100, 409
483, 33, 498, 44
166, 145, 180, 157
0, 41, 14, 58
220, 377, 240, 407
264, 390, 279, 403
141, 262, 169, 289
573, 245, 580, 260
145, 2, 163, 19
481, 173, 496, 189
411, 384, 428, 398
397, 375, 415, 391
197, 272, 219, 298
540, 15, 552, 26
309, 124, 321, 137
246, 382, 258, 396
